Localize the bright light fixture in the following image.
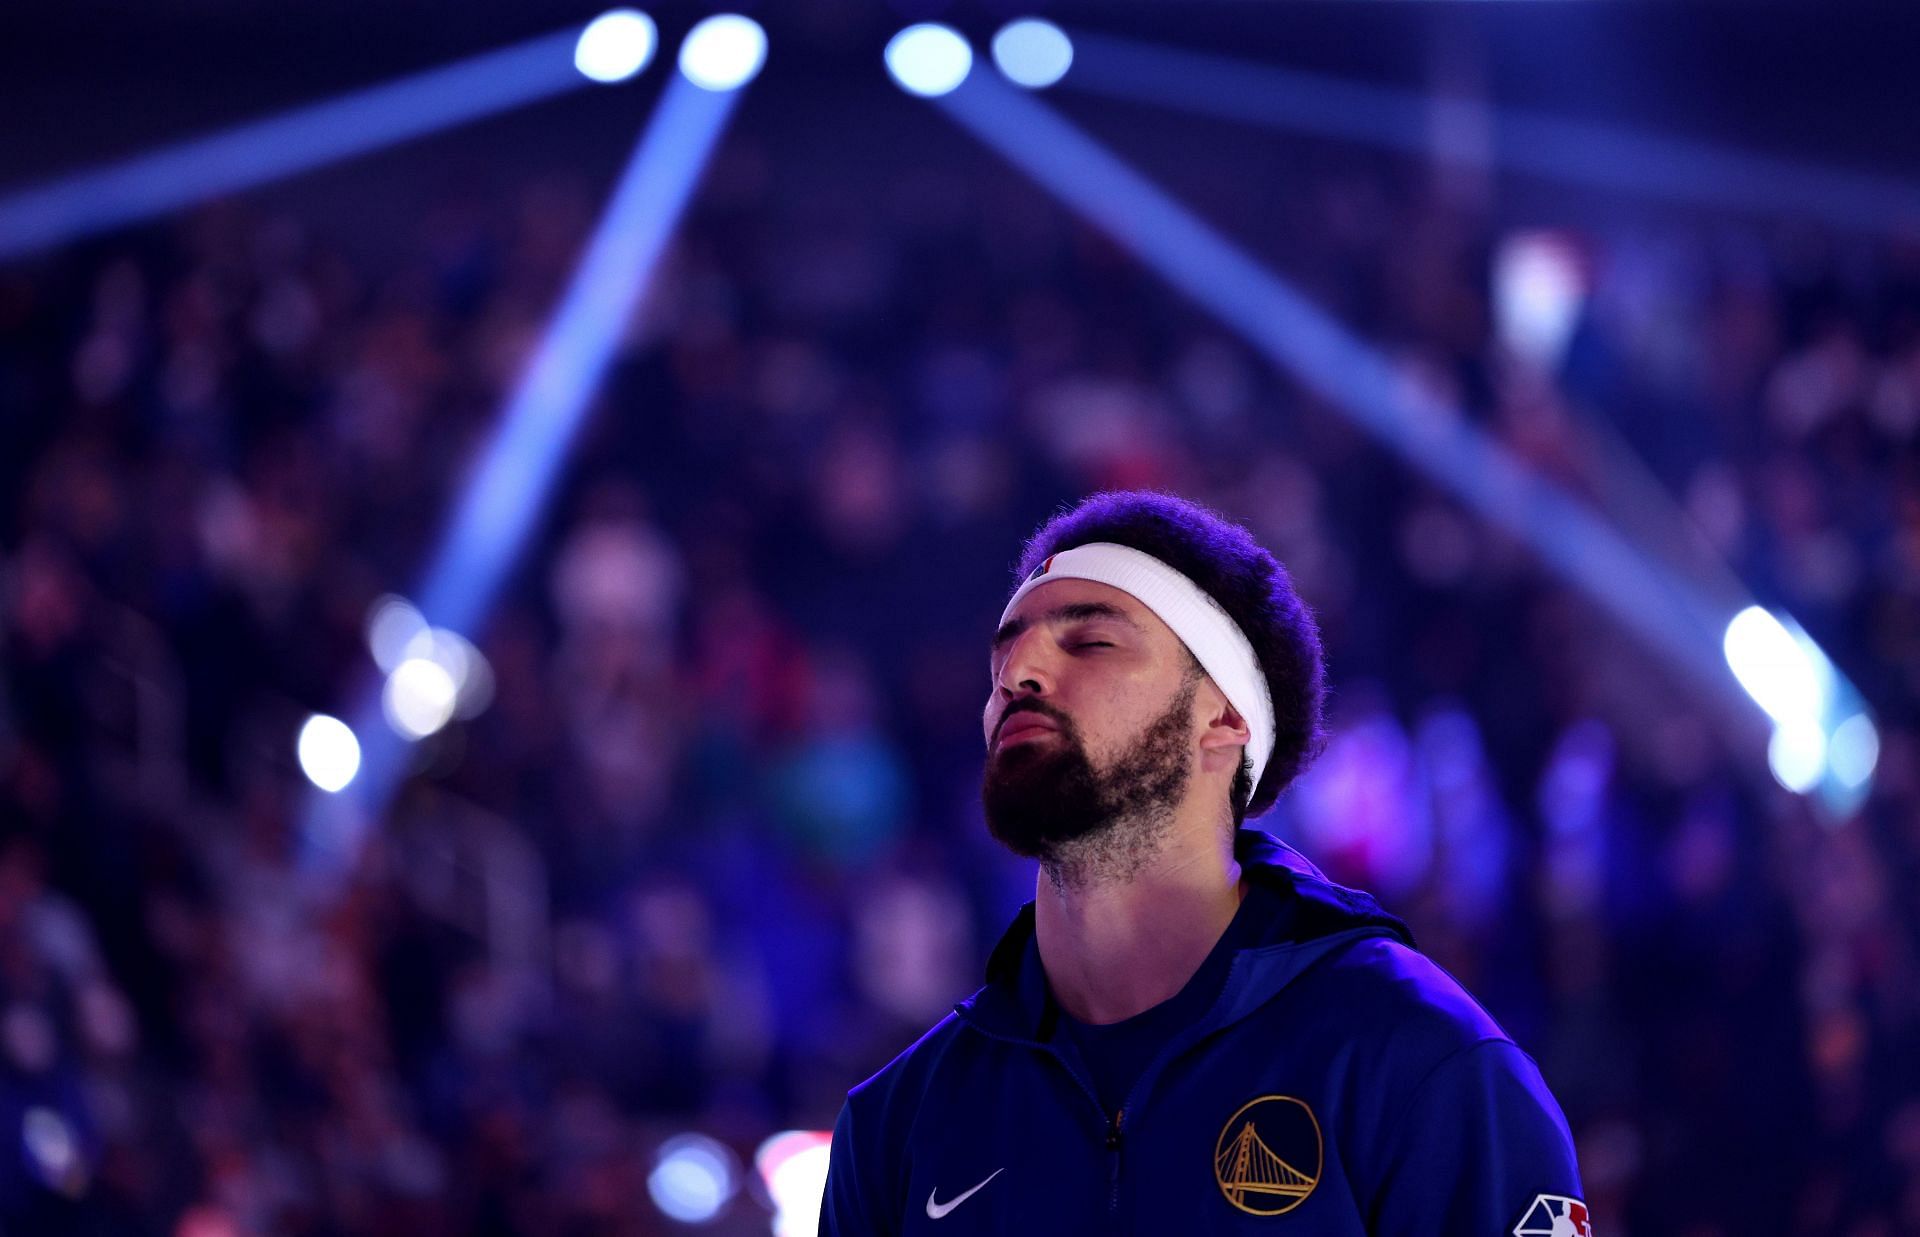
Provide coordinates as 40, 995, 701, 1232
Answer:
383, 658, 459, 740
575, 9, 659, 84
885, 24, 972, 98
679, 14, 767, 91
297, 714, 362, 792
1766, 719, 1827, 794
991, 19, 1072, 89
1722, 606, 1829, 728
756, 1130, 833, 1237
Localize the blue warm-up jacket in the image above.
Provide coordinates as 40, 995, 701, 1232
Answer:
820, 829, 1587, 1235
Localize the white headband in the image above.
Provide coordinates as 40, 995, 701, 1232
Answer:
998, 542, 1276, 804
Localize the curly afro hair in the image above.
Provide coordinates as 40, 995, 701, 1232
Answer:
1013, 491, 1327, 824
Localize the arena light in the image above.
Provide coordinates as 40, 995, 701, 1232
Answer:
576, 9, 659, 84
679, 14, 767, 92
885, 24, 973, 98
1827, 712, 1880, 790
1494, 232, 1586, 372
382, 658, 458, 740
924, 70, 1880, 814
1721, 606, 1831, 728
647, 1133, 739, 1224
0, 25, 594, 262
1766, 720, 1827, 794
366, 594, 429, 674
1057, 32, 1920, 234
296, 714, 361, 793
991, 19, 1073, 90
1720, 605, 1878, 809
755, 1130, 832, 1237
305, 66, 753, 872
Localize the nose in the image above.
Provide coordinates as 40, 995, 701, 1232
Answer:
995, 626, 1053, 700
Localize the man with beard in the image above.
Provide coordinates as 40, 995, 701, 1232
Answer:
820, 492, 1587, 1236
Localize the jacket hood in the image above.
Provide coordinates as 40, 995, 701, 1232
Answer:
958, 829, 1412, 1042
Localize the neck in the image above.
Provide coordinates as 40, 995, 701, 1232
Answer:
1033, 799, 1244, 1025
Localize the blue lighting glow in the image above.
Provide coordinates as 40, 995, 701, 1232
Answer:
575, 9, 659, 84
678, 14, 767, 92
1827, 712, 1880, 790
647, 1134, 738, 1224
927, 71, 1877, 812
415, 74, 742, 646
1058, 32, 1920, 234
0, 28, 588, 262
991, 20, 1073, 90
304, 72, 750, 871
885, 25, 973, 98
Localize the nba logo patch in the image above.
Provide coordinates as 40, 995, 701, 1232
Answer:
1513, 1194, 1592, 1237
1027, 555, 1056, 582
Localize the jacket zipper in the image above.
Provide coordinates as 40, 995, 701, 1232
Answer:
956, 978, 1247, 1230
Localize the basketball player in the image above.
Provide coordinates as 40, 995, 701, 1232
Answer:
820, 491, 1587, 1235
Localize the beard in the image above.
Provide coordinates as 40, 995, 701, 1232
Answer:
981, 676, 1197, 879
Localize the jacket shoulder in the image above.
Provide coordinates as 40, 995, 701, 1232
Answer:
1295, 934, 1512, 1059
847, 1003, 974, 1111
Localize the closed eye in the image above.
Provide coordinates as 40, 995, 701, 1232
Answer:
1073, 641, 1115, 650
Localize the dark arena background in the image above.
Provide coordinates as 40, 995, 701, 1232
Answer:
2, 2, 1917, 1233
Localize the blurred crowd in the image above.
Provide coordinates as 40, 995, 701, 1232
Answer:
1, 82, 1918, 1237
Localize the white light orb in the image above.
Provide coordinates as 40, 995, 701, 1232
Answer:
1495, 231, 1585, 371
366, 595, 428, 674
1722, 606, 1827, 727
1827, 712, 1880, 790
297, 714, 362, 793
755, 1130, 833, 1237
647, 1133, 738, 1224
678, 14, 767, 92
1766, 719, 1827, 795
990, 19, 1072, 89
885, 24, 972, 98
575, 9, 659, 84
383, 658, 459, 740
397, 626, 495, 720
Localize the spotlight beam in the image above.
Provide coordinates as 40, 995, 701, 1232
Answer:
415, 75, 736, 640
0, 27, 589, 262
303, 71, 748, 871
1062, 32, 1920, 234
932, 71, 1872, 793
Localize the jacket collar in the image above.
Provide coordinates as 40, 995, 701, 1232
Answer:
960, 829, 1411, 1042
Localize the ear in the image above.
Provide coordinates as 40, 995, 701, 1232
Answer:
1195, 682, 1250, 768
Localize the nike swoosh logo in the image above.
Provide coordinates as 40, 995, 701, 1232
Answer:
926, 1168, 1004, 1219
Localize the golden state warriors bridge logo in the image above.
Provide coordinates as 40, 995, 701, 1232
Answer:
1213, 1095, 1322, 1216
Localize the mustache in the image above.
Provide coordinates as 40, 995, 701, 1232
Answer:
993, 698, 1072, 745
